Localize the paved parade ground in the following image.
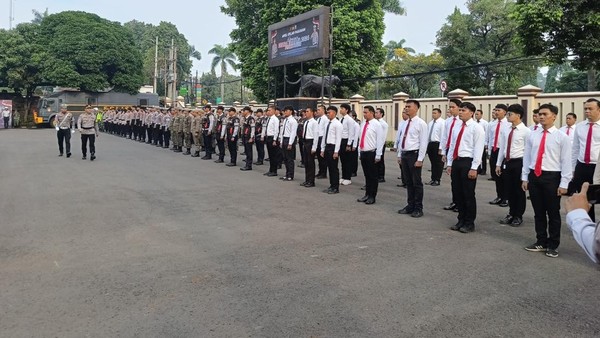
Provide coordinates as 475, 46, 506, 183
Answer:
1, 128, 599, 337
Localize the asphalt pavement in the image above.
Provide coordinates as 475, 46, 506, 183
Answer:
1, 128, 599, 338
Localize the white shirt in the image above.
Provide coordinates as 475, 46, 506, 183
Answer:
317, 115, 328, 138
529, 123, 541, 132
265, 115, 280, 137
358, 118, 385, 160
446, 118, 485, 169
559, 124, 576, 145
487, 116, 509, 154
323, 118, 343, 153
522, 126, 572, 189
279, 115, 298, 144
476, 118, 489, 146
571, 120, 600, 169
2, 108, 10, 118
427, 117, 445, 143
340, 114, 356, 143
398, 116, 428, 162
496, 122, 531, 165
566, 209, 600, 264
439, 116, 459, 151
377, 118, 388, 150
353, 120, 361, 148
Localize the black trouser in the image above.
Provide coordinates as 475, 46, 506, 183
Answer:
361, 150, 379, 198
528, 171, 562, 249
81, 134, 95, 156
479, 150, 488, 174
427, 141, 443, 182
451, 157, 477, 228
298, 138, 305, 165
266, 136, 278, 173
3, 116, 9, 128
317, 137, 327, 176
401, 151, 424, 211
340, 138, 353, 180
227, 136, 238, 164
146, 127, 152, 143
377, 147, 386, 180
57, 129, 71, 155
164, 129, 170, 147
350, 148, 359, 175
282, 137, 295, 178
255, 139, 265, 162
324, 144, 339, 189
503, 158, 526, 218
243, 138, 253, 168
570, 161, 596, 221
490, 149, 505, 200
204, 133, 214, 156
217, 138, 226, 160
303, 139, 315, 184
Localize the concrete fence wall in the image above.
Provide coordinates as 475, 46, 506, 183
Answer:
228, 85, 600, 142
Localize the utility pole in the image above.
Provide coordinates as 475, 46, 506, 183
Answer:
153, 37, 158, 94
172, 43, 178, 108
9, 0, 14, 30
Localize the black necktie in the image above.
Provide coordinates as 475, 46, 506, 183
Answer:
325, 121, 331, 144
303, 120, 309, 138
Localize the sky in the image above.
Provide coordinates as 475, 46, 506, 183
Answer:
2, 0, 467, 77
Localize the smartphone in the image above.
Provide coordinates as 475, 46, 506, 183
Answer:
586, 184, 600, 204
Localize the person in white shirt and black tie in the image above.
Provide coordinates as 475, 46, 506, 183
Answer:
439, 99, 461, 211
375, 108, 389, 182
315, 105, 329, 179
357, 105, 385, 205
495, 104, 531, 227
425, 108, 444, 186
321, 106, 343, 194
447, 102, 485, 233
559, 112, 577, 144
397, 99, 429, 218
475, 109, 489, 175
263, 106, 281, 176
300, 107, 319, 188
339, 103, 357, 186
488, 104, 509, 207
522, 103, 572, 258
278, 106, 298, 181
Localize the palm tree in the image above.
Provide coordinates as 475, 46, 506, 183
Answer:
385, 39, 415, 61
189, 45, 202, 62
208, 44, 238, 103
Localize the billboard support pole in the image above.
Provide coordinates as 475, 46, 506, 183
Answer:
283, 65, 287, 99
328, 5, 334, 106
320, 58, 325, 106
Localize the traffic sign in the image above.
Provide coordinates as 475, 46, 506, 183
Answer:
440, 80, 448, 92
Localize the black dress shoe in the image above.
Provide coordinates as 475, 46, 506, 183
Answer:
459, 226, 474, 233
254, 161, 263, 165
397, 184, 407, 188
357, 195, 369, 202
425, 180, 434, 185
226, 163, 236, 167
304, 183, 315, 187
450, 222, 463, 231
510, 217, 523, 227
66, 153, 71, 158
214, 159, 224, 163
300, 181, 308, 186
443, 203, 456, 210
279, 176, 288, 180
489, 198, 502, 205
90, 154, 96, 161
266, 172, 278, 177
82, 156, 86, 160
411, 210, 424, 218
327, 188, 339, 194
316, 175, 327, 179
323, 188, 332, 193
487, 177, 495, 181
240, 167, 252, 171
398, 206, 414, 214
430, 181, 440, 186
498, 200, 509, 207
365, 197, 376, 205
499, 215, 513, 224
378, 178, 386, 183
58, 153, 63, 157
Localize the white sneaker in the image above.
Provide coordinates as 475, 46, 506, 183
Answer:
341, 179, 352, 186
339, 179, 344, 184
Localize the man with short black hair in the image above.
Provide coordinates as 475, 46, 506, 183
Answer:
339, 103, 356, 185
426, 107, 444, 186
240, 107, 255, 171
375, 107, 388, 182
357, 105, 385, 204
300, 107, 318, 187
560, 112, 577, 144
321, 106, 343, 193
440, 99, 461, 211
475, 109, 489, 175
488, 104, 509, 207
278, 106, 298, 180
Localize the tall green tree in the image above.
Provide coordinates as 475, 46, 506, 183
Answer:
208, 44, 238, 103
384, 39, 415, 61
221, 0, 405, 101
31, 8, 49, 24
436, 0, 539, 95
37, 11, 144, 93
382, 50, 444, 98
513, 0, 600, 91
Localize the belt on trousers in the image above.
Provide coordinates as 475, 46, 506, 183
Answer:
505, 157, 523, 162
455, 157, 473, 161
82, 126, 94, 130
402, 150, 418, 154
361, 149, 376, 153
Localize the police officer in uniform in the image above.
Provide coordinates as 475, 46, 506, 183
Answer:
191, 109, 203, 157
225, 108, 240, 167
182, 109, 193, 155
201, 104, 216, 159
254, 109, 265, 165
171, 109, 183, 152
214, 106, 227, 163
77, 105, 99, 161
240, 107, 256, 171
162, 109, 172, 148
55, 104, 73, 158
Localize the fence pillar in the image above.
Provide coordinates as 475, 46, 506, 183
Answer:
517, 85, 542, 126
392, 92, 409, 131
350, 94, 365, 120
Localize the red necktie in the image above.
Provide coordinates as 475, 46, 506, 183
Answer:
566, 127, 570, 136
584, 122, 593, 164
534, 125, 538, 131
493, 121, 501, 151
452, 122, 466, 160
401, 118, 412, 149
445, 117, 456, 150
506, 127, 515, 161
359, 120, 369, 149
534, 130, 547, 177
